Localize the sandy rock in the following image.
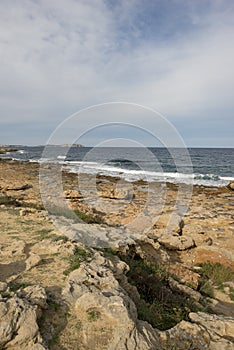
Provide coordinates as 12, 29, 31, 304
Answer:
18, 285, 48, 310
0, 292, 45, 349
155, 214, 184, 236
227, 181, 234, 190
169, 263, 200, 289
19, 208, 36, 216
160, 320, 211, 349
113, 186, 135, 200
0, 240, 26, 257
26, 253, 41, 270
168, 277, 202, 303
64, 189, 82, 199
62, 252, 162, 349
140, 238, 170, 263
31, 238, 74, 256
158, 234, 195, 251
189, 312, 234, 340
0, 282, 8, 292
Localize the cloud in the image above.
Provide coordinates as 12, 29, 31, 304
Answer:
0, 0, 233, 146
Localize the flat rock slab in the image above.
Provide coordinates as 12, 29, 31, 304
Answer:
158, 234, 195, 251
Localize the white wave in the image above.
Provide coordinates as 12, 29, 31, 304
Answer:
64, 162, 232, 187
17, 150, 25, 154
2, 155, 233, 187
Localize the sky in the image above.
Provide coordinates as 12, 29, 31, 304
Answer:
0, 0, 234, 147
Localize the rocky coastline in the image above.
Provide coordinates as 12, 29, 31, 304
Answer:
0, 158, 234, 349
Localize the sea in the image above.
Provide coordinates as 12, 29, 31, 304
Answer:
1, 146, 234, 187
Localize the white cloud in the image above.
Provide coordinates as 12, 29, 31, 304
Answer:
0, 0, 233, 146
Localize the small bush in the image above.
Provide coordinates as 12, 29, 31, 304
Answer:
63, 247, 91, 275
198, 262, 234, 287
199, 281, 214, 298
120, 252, 199, 330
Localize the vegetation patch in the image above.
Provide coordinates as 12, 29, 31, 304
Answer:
63, 247, 91, 275
87, 309, 101, 322
45, 204, 104, 225
73, 209, 104, 224
0, 195, 19, 207
197, 262, 234, 298
9, 281, 32, 292
229, 287, 234, 301
34, 228, 56, 240
119, 250, 199, 330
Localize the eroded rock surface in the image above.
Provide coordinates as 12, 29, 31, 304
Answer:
0, 286, 47, 350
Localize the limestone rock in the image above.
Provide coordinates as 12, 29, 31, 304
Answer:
140, 238, 170, 263
168, 277, 202, 303
168, 263, 200, 289
0, 240, 26, 257
18, 285, 48, 310
19, 208, 36, 216
189, 312, 234, 340
64, 189, 82, 199
113, 186, 135, 200
0, 287, 47, 349
0, 282, 8, 293
62, 251, 162, 349
26, 253, 41, 270
227, 181, 234, 190
160, 320, 211, 349
158, 234, 195, 251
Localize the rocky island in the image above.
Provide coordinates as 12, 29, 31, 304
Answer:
0, 158, 234, 350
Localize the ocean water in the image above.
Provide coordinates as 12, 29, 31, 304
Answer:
1, 146, 234, 187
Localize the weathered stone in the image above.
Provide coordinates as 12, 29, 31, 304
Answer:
227, 181, 234, 190
0, 282, 8, 292
169, 263, 200, 289
168, 277, 202, 302
0, 288, 46, 349
19, 208, 36, 216
0, 240, 26, 257
158, 234, 195, 250
189, 312, 234, 340
64, 189, 82, 199
62, 252, 162, 349
18, 285, 48, 310
26, 253, 41, 270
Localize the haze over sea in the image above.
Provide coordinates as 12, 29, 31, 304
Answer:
2, 146, 234, 187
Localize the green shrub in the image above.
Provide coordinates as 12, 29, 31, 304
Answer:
198, 262, 234, 287
120, 253, 199, 330
63, 247, 91, 275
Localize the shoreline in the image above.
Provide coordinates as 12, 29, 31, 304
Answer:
0, 156, 233, 189
0, 156, 234, 349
